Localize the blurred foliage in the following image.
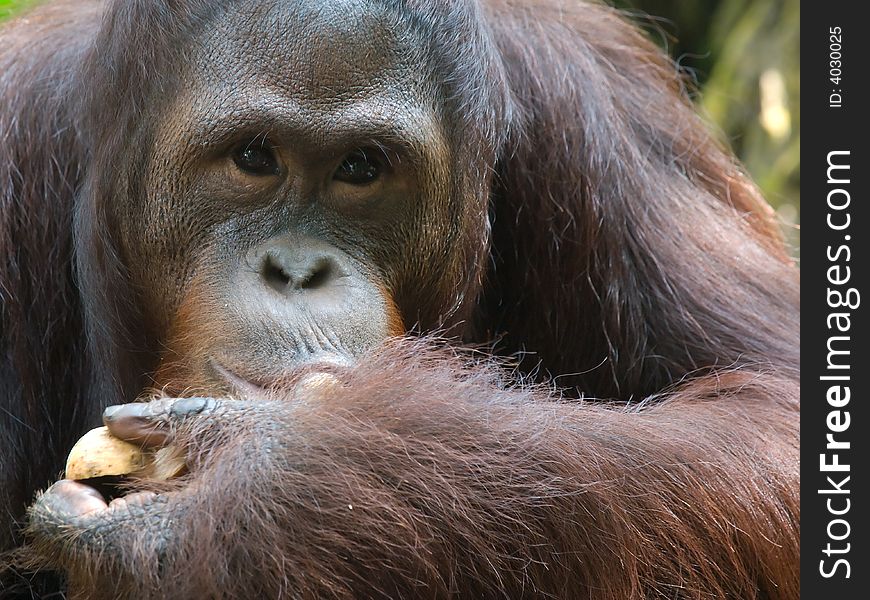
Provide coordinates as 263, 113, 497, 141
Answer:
613, 0, 800, 253
0, 0, 35, 17
1, 0, 799, 251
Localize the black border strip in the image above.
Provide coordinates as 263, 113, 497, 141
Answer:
801, 3, 869, 596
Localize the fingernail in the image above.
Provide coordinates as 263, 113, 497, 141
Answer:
102, 404, 124, 420
170, 397, 211, 416
103, 402, 149, 423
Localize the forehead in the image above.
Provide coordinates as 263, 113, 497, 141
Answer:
192, 0, 427, 108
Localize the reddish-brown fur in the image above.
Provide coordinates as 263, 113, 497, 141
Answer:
1, 0, 798, 598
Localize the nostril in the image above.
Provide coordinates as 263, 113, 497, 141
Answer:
262, 256, 292, 292
300, 257, 333, 290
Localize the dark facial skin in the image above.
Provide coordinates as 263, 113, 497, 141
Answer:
115, 0, 457, 394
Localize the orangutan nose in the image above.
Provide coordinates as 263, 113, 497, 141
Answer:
253, 239, 347, 294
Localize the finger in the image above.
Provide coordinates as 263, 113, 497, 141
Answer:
103, 397, 217, 447
36, 480, 108, 519
103, 400, 174, 447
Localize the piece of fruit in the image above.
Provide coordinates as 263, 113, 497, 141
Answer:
65, 426, 146, 480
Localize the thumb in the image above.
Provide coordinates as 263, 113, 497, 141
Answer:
102, 397, 218, 447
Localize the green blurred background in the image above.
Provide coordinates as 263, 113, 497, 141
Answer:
1, 0, 799, 253
612, 0, 800, 255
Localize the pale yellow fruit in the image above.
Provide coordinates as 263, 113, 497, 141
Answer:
65, 426, 147, 480
66, 426, 188, 481
145, 446, 187, 480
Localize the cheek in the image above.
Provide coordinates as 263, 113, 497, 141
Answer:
380, 282, 406, 337
150, 274, 228, 394
124, 128, 220, 290
118, 188, 228, 340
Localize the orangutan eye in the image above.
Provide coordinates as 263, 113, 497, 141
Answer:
233, 141, 279, 176
333, 149, 382, 185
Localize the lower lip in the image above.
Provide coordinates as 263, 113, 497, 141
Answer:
210, 356, 352, 399
210, 361, 271, 398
